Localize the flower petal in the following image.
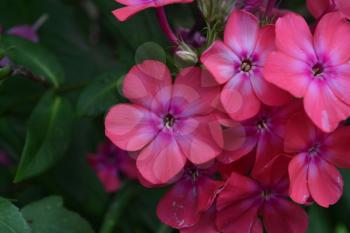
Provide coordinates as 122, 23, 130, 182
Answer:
328, 63, 350, 105
224, 10, 259, 54
201, 41, 239, 84
314, 11, 350, 65
112, 3, 153, 21
308, 156, 343, 207
307, 0, 330, 19
105, 104, 160, 151
172, 67, 220, 117
263, 198, 309, 233
175, 117, 222, 164
264, 52, 311, 98
137, 132, 187, 184
254, 25, 276, 65
218, 123, 257, 164
304, 81, 350, 133
284, 112, 318, 153
275, 13, 315, 61
221, 73, 261, 121
337, 0, 350, 18
251, 70, 292, 106
180, 207, 219, 233
288, 153, 311, 205
323, 126, 350, 168
122, 60, 172, 113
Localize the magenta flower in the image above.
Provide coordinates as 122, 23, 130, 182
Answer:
105, 60, 222, 184
112, 0, 193, 21
264, 12, 350, 132
218, 101, 301, 171
216, 156, 308, 233
87, 141, 138, 192
285, 112, 350, 207
201, 10, 291, 121
157, 165, 223, 229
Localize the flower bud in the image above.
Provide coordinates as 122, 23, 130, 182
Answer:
174, 43, 198, 67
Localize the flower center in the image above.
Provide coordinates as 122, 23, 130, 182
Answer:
257, 118, 268, 130
163, 114, 176, 128
312, 63, 324, 77
308, 143, 320, 156
261, 189, 273, 201
240, 59, 253, 72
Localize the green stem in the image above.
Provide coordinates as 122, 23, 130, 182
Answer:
99, 182, 138, 233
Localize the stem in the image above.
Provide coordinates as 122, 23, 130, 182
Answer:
156, 7, 178, 46
99, 182, 138, 233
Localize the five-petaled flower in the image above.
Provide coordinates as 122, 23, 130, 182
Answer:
216, 156, 309, 233
285, 112, 350, 208
201, 10, 291, 121
264, 12, 350, 133
105, 60, 222, 185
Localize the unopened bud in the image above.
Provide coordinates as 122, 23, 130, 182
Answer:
174, 43, 198, 68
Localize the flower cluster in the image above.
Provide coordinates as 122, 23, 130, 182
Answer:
103, 1, 350, 232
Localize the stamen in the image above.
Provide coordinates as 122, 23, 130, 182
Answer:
163, 114, 175, 128
312, 63, 324, 77
240, 59, 253, 72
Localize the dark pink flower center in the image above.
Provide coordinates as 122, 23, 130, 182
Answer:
261, 189, 274, 201
308, 143, 320, 156
257, 117, 268, 130
312, 63, 324, 77
163, 114, 176, 128
240, 59, 253, 72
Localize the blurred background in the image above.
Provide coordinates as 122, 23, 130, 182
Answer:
0, 0, 349, 232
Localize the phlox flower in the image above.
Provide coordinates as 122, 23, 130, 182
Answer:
112, 0, 193, 21
157, 165, 223, 230
218, 101, 300, 171
201, 10, 291, 121
285, 112, 350, 208
105, 61, 222, 185
264, 12, 350, 132
307, 0, 350, 19
87, 141, 138, 192
216, 156, 308, 233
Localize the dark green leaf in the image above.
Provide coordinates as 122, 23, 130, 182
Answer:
77, 72, 121, 117
0, 35, 65, 87
21, 196, 94, 233
15, 91, 73, 182
0, 197, 31, 233
308, 205, 333, 233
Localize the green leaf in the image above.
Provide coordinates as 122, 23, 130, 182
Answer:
21, 196, 94, 233
0, 35, 65, 87
308, 205, 333, 233
15, 91, 73, 182
77, 72, 121, 117
0, 197, 31, 233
